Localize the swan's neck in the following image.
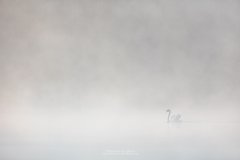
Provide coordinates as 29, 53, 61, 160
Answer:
167, 111, 171, 123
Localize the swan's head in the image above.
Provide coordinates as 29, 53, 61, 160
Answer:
166, 109, 171, 112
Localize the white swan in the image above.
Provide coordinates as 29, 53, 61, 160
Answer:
166, 109, 181, 123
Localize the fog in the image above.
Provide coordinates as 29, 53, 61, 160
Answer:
0, 0, 240, 159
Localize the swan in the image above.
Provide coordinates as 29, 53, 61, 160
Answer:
166, 109, 181, 123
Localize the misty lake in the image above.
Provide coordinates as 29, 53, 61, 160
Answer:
1, 0, 240, 159
1, 113, 239, 160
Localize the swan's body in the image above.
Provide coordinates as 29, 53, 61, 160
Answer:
166, 109, 181, 123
